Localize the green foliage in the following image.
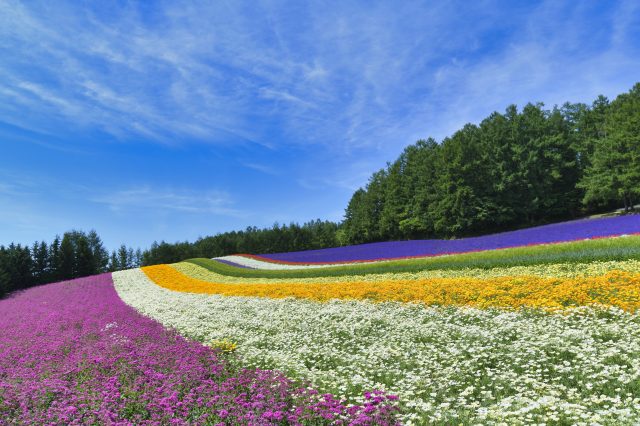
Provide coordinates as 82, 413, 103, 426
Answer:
141, 220, 340, 266
87, 230, 109, 273
31, 241, 49, 284
49, 236, 61, 282
579, 84, 640, 212
59, 234, 75, 280
0, 243, 32, 297
0, 229, 109, 297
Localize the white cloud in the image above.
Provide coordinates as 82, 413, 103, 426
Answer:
93, 186, 245, 217
0, 0, 638, 187
258, 87, 316, 109
240, 162, 281, 176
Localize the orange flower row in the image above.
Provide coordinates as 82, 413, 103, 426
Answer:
141, 264, 640, 311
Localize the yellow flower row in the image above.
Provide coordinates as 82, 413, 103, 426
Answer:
142, 264, 640, 311
172, 260, 640, 285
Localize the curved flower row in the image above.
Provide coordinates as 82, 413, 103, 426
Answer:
220, 233, 640, 269
173, 259, 640, 285
214, 255, 358, 269
257, 215, 640, 264
192, 235, 640, 281
142, 263, 640, 311
113, 268, 640, 425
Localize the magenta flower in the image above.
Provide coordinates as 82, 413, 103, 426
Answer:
0, 274, 399, 425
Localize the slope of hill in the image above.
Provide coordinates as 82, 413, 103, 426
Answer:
109, 215, 640, 424
3, 216, 640, 424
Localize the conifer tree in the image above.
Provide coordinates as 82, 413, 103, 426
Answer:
580, 84, 640, 211
31, 241, 49, 284
0, 247, 11, 297
108, 250, 119, 272
117, 245, 131, 270
87, 230, 109, 274
49, 236, 61, 282
59, 234, 75, 280
74, 234, 95, 278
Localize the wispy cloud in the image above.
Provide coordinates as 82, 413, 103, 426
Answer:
0, 0, 637, 159
0, 172, 81, 240
402, 1, 640, 141
240, 162, 281, 176
93, 186, 246, 217
258, 87, 316, 109
0, 183, 16, 195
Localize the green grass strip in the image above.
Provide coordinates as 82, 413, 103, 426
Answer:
185, 235, 640, 279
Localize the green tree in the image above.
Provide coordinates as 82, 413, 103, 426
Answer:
31, 241, 49, 284
58, 234, 75, 280
397, 138, 440, 238
108, 250, 119, 272
87, 230, 109, 273
431, 124, 494, 236
134, 248, 143, 267
571, 96, 610, 173
117, 245, 131, 270
379, 158, 408, 240
0, 247, 12, 296
74, 234, 95, 277
1, 244, 33, 291
579, 84, 640, 211
49, 236, 61, 282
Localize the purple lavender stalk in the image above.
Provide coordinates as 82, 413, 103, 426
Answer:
0, 274, 398, 425
214, 258, 255, 269
260, 214, 640, 263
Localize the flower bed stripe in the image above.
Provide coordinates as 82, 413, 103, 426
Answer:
187, 235, 640, 279
142, 264, 640, 311
172, 259, 640, 284
213, 257, 255, 269
214, 255, 358, 269
258, 215, 640, 264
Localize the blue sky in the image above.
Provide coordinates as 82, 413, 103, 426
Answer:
1, 0, 639, 251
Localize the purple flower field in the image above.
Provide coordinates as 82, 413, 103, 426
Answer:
260, 215, 640, 263
0, 274, 398, 425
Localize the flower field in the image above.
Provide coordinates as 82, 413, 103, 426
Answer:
254, 215, 640, 264
3, 216, 640, 424
109, 218, 640, 425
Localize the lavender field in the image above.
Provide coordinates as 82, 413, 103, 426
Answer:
259, 215, 640, 264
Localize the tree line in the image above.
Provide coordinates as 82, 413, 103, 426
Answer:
141, 220, 340, 265
0, 221, 339, 297
1, 83, 638, 295
0, 230, 143, 298
341, 83, 640, 243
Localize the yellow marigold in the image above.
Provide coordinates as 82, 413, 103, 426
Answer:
141, 265, 640, 312
171, 260, 640, 284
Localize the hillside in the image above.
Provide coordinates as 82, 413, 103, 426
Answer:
115, 216, 640, 424
3, 215, 640, 423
